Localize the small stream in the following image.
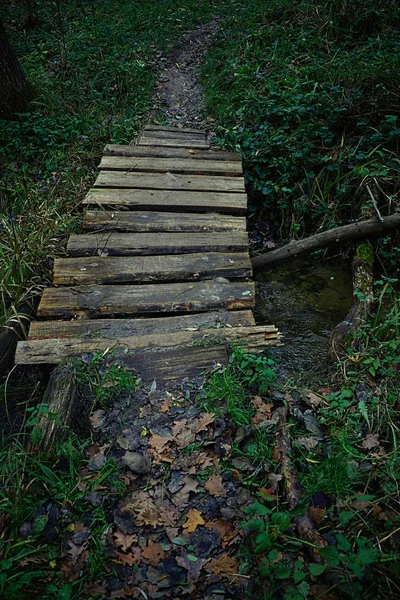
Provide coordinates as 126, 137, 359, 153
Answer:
254, 259, 353, 379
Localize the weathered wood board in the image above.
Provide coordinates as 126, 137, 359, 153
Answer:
99, 156, 242, 176
138, 137, 209, 148
141, 129, 206, 140
15, 326, 280, 365
83, 210, 246, 233
29, 310, 257, 340
104, 144, 240, 162
53, 252, 252, 285
66, 231, 249, 257
93, 171, 245, 193
83, 189, 247, 214
145, 125, 206, 135
37, 281, 255, 318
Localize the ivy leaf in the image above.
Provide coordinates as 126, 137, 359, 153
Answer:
309, 563, 326, 576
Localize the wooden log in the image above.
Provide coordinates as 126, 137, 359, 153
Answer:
36, 281, 256, 318
329, 241, 375, 359
83, 189, 247, 215
83, 210, 246, 233
0, 301, 35, 377
104, 144, 241, 162
98, 156, 242, 176
29, 310, 258, 340
251, 214, 400, 271
15, 326, 282, 365
93, 171, 245, 193
31, 364, 90, 449
66, 231, 248, 257
53, 252, 252, 285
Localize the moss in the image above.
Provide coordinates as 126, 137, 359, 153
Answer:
355, 241, 374, 268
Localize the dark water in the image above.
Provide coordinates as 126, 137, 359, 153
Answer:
254, 259, 353, 377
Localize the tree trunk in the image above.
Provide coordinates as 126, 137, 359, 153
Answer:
0, 19, 35, 120
251, 214, 400, 271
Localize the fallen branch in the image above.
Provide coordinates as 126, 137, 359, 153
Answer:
329, 241, 375, 359
251, 214, 400, 271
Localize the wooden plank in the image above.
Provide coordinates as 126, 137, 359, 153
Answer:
29, 310, 257, 340
83, 211, 246, 233
37, 281, 256, 318
99, 156, 242, 176
54, 252, 252, 285
16, 341, 230, 382
93, 171, 245, 193
145, 125, 206, 135
16, 326, 280, 365
82, 189, 247, 215
142, 129, 206, 140
104, 144, 241, 162
66, 231, 249, 257
138, 137, 209, 149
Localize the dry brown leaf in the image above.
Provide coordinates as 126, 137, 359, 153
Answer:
204, 474, 226, 498
362, 433, 380, 449
112, 530, 136, 553
183, 509, 205, 533
141, 540, 166, 567
206, 553, 238, 575
89, 409, 105, 429
306, 391, 323, 408
149, 433, 173, 453
294, 436, 320, 450
113, 548, 141, 566
268, 473, 283, 493
160, 398, 172, 413
172, 476, 199, 507
171, 419, 196, 448
251, 396, 272, 424
196, 412, 215, 432
205, 520, 239, 547
308, 506, 325, 525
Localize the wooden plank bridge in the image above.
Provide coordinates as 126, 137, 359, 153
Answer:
15, 126, 280, 383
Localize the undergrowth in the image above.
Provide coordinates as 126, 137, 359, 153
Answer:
203, 0, 400, 241
202, 287, 400, 599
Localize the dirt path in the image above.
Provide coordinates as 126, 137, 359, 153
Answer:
151, 20, 220, 129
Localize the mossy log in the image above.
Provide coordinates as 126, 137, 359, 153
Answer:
31, 364, 90, 450
329, 241, 375, 359
251, 214, 400, 271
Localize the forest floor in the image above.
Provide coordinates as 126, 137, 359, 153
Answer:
1, 2, 400, 600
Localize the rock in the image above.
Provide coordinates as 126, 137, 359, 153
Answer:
87, 452, 107, 471
122, 451, 151, 475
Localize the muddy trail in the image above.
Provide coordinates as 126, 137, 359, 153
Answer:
151, 19, 219, 129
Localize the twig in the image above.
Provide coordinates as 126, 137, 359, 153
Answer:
366, 184, 384, 223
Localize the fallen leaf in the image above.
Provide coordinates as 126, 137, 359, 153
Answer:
206, 553, 238, 575
204, 474, 226, 498
308, 506, 325, 525
113, 548, 141, 566
362, 433, 380, 449
141, 540, 166, 567
183, 509, 205, 533
149, 433, 173, 453
205, 520, 239, 547
294, 436, 320, 450
251, 396, 272, 423
171, 419, 196, 448
160, 398, 172, 413
89, 409, 105, 429
196, 412, 215, 432
306, 391, 323, 408
172, 476, 199, 506
112, 530, 136, 553
176, 553, 208, 583
268, 473, 283, 493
